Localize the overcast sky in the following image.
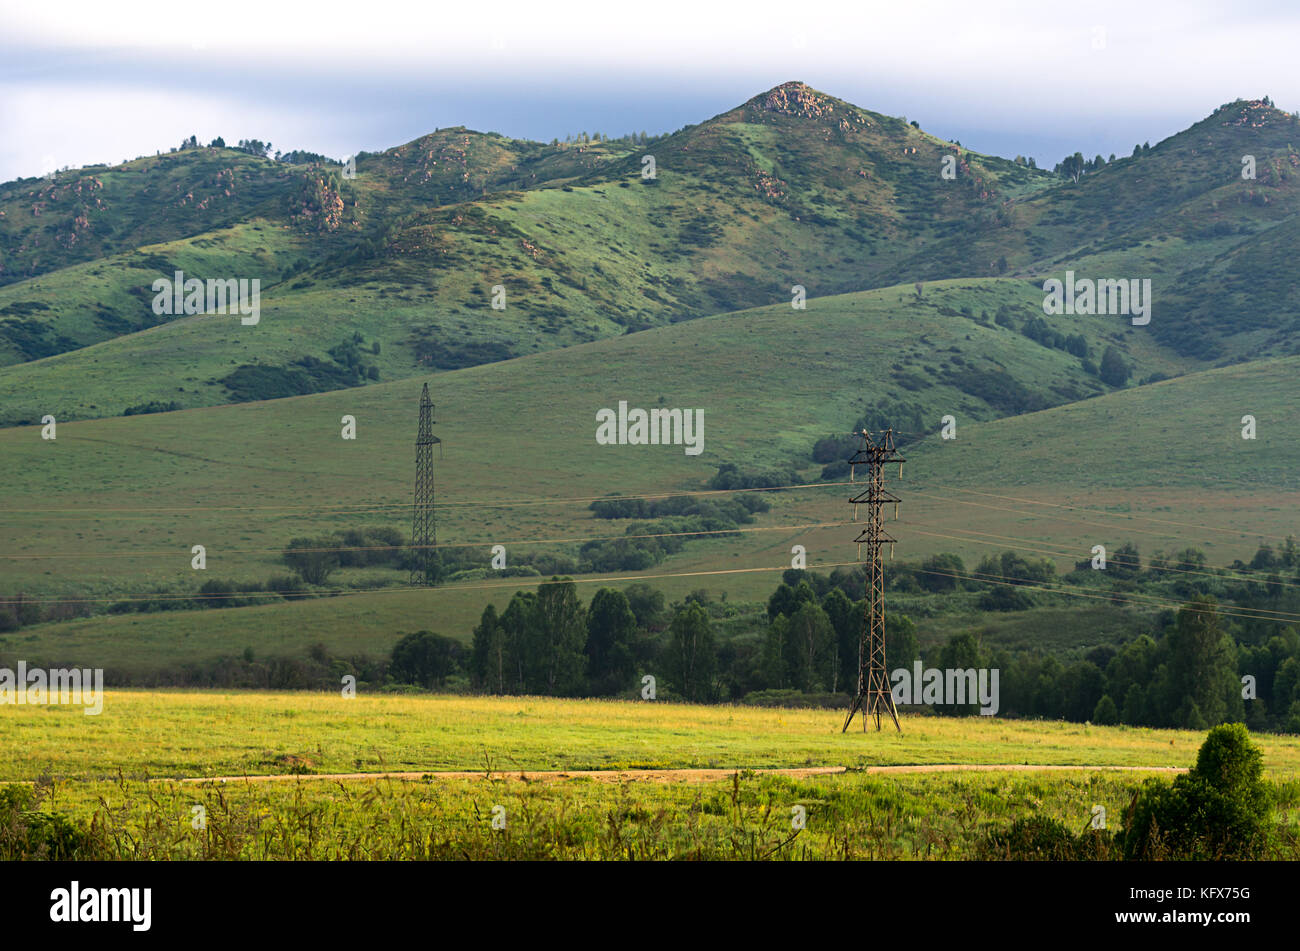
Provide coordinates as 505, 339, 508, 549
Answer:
3, 0, 1297, 182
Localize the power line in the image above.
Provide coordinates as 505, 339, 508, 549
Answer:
0, 520, 852, 561
0, 560, 866, 607
0, 480, 859, 517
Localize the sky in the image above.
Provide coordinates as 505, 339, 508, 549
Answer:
2, 0, 1298, 182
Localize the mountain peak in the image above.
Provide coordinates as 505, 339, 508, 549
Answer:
746, 81, 841, 118
731, 82, 883, 136
1207, 97, 1296, 129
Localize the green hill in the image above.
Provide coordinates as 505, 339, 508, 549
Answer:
2, 278, 1296, 674
5, 84, 1298, 425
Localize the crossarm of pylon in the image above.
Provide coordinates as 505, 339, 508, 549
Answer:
854, 529, 896, 545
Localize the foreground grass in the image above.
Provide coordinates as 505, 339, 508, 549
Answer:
7, 690, 1300, 782
20, 768, 1300, 860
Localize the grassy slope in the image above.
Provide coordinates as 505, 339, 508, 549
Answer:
6, 91, 1298, 423
1, 84, 1069, 419
0, 277, 1182, 593
3, 284, 1298, 672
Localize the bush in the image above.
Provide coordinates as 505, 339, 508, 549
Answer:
977, 586, 1035, 611
1120, 723, 1271, 859
0, 785, 100, 860
266, 574, 312, 600
283, 537, 341, 585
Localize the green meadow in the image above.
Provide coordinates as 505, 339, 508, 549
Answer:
7, 690, 1300, 782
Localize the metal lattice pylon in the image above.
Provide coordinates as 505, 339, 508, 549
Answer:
843, 428, 904, 733
410, 383, 440, 585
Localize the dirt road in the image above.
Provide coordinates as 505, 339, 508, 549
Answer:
172, 763, 1186, 785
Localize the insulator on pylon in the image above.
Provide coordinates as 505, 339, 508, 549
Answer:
890, 543, 895, 560
894, 501, 899, 520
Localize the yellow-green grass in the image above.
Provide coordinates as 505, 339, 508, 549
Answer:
6, 690, 1300, 783
31, 769, 1271, 860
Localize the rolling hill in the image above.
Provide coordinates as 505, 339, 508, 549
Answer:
2, 82, 1299, 679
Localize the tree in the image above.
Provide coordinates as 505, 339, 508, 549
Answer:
885, 613, 919, 672
1059, 151, 1085, 182
665, 602, 717, 702
622, 582, 665, 629
1121, 683, 1147, 724
821, 588, 858, 693
1093, 694, 1119, 725
470, 604, 507, 694
500, 591, 539, 692
1163, 597, 1241, 728
283, 537, 340, 585
937, 632, 984, 715
585, 588, 637, 695
767, 580, 815, 619
390, 630, 462, 688
977, 585, 1035, 611
1099, 346, 1130, 387
761, 614, 793, 689
918, 553, 965, 591
1111, 542, 1141, 578
786, 601, 835, 692
534, 578, 587, 696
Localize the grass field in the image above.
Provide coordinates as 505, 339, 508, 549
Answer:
19, 769, 1225, 860
7, 690, 1300, 782
6, 691, 1299, 860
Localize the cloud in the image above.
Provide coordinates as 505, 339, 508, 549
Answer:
1, 0, 1297, 180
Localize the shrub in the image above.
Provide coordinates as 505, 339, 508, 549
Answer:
979, 816, 1105, 860
0, 784, 100, 860
1120, 723, 1271, 859
977, 586, 1035, 611
283, 537, 341, 585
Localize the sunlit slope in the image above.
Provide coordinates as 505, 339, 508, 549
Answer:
1, 83, 1065, 419
6, 89, 1296, 421
0, 219, 318, 375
